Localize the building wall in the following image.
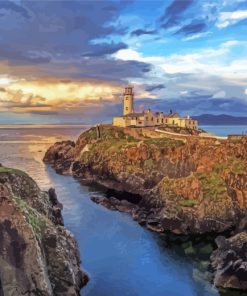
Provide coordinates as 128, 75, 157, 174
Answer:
113, 117, 128, 127
113, 114, 198, 129
166, 117, 198, 129
143, 111, 165, 127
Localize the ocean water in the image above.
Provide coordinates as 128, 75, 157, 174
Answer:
200, 125, 247, 137
0, 125, 244, 296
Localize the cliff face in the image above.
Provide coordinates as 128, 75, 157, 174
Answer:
43, 125, 247, 291
0, 166, 88, 296
44, 125, 247, 235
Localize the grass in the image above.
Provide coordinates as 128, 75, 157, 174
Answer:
144, 137, 184, 148
196, 172, 226, 201
144, 159, 155, 170
214, 157, 246, 175
179, 199, 198, 207
14, 198, 47, 242
0, 166, 28, 176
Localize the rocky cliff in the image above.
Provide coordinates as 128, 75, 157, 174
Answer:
44, 124, 247, 291
44, 125, 247, 234
0, 165, 88, 296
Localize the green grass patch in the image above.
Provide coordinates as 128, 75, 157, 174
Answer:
179, 199, 198, 207
144, 137, 184, 148
144, 159, 155, 170
0, 166, 28, 176
197, 172, 226, 201
213, 157, 246, 175
14, 198, 47, 242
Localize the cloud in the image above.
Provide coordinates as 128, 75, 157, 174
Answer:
160, 0, 194, 28
131, 29, 156, 36
0, 0, 30, 19
217, 10, 247, 28
81, 42, 127, 57
212, 90, 226, 98
0, 78, 148, 114
0, 0, 146, 82
145, 84, 166, 92
183, 31, 212, 41
175, 20, 207, 35
136, 94, 247, 117
115, 41, 243, 76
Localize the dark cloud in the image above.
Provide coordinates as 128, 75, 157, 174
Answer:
81, 42, 127, 57
75, 58, 152, 80
0, 47, 51, 64
145, 84, 166, 92
0, 0, 30, 19
160, 0, 194, 28
0, 0, 153, 82
131, 29, 156, 36
0, 2, 127, 63
175, 20, 207, 35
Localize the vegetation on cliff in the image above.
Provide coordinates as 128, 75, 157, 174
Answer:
44, 124, 247, 234
43, 124, 247, 291
0, 165, 88, 295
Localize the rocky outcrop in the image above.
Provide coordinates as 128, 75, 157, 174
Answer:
211, 232, 247, 290
44, 125, 247, 236
43, 125, 247, 291
0, 165, 88, 295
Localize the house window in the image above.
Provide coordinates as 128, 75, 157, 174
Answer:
172, 120, 175, 124
162, 119, 164, 123
157, 119, 159, 123
126, 107, 128, 111
136, 117, 138, 120
165, 119, 168, 123
151, 117, 153, 121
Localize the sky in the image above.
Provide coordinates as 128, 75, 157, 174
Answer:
0, 0, 247, 124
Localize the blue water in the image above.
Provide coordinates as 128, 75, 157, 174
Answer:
200, 125, 247, 137
2, 125, 244, 296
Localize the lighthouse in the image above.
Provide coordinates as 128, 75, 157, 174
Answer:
123, 86, 134, 115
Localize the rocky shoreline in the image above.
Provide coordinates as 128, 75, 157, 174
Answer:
43, 124, 247, 291
0, 164, 88, 295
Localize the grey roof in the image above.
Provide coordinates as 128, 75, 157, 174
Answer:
123, 112, 144, 117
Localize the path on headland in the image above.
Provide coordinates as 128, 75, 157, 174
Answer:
155, 128, 228, 140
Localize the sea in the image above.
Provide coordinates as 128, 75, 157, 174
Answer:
0, 125, 245, 296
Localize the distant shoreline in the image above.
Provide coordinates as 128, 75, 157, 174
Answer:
0, 124, 92, 129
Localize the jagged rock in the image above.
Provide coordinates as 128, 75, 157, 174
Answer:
211, 232, 247, 290
0, 168, 88, 295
